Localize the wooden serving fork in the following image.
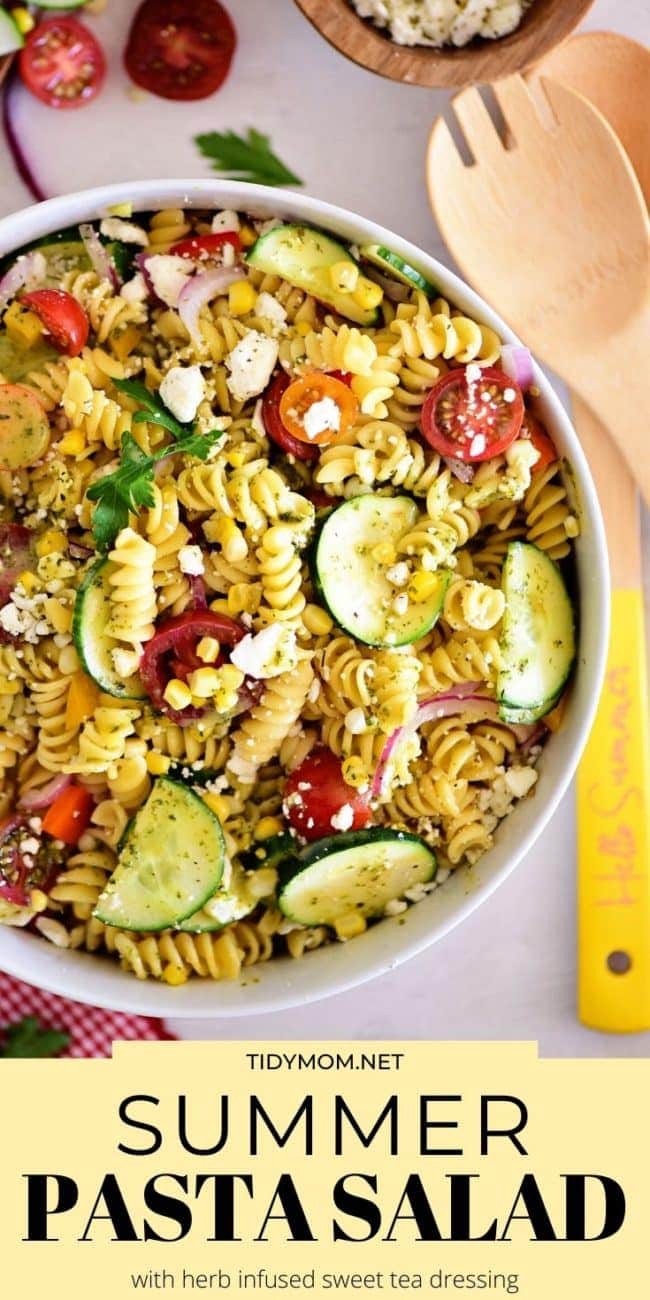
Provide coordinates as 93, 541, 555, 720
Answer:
427, 74, 650, 1030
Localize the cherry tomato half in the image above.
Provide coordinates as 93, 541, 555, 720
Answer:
283, 747, 372, 842
262, 372, 319, 463
522, 412, 558, 473
0, 815, 63, 907
19, 17, 106, 110
170, 232, 241, 260
421, 366, 524, 463
125, 0, 236, 102
20, 290, 88, 358
140, 610, 244, 721
0, 524, 34, 628
279, 373, 359, 448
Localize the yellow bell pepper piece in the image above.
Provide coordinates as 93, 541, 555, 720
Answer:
3, 301, 43, 348
65, 672, 100, 730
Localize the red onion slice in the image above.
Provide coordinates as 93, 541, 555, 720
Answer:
0, 248, 47, 312
2, 72, 48, 203
177, 266, 246, 344
371, 687, 543, 799
19, 773, 72, 811
79, 223, 119, 289
442, 454, 475, 484
500, 343, 534, 391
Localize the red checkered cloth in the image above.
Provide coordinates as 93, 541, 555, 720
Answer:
0, 971, 175, 1057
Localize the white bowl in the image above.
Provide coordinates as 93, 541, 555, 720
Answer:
0, 180, 609, 1017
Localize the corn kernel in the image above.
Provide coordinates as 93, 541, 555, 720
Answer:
162, 963, 188, 986
163, 678, 193, 710
254, 816, 284, 841
329, 260, 359, 294
371, 542, 396, 565
187, 667, 222, 699
107, 199, 132, 216
196, 636, 220, 663
227, 582, 261, 615
58, 429, 87, 457
0, 676, 20, 696
146, 751, 171, 776
29, 889, 49, 913
209, 597, 230, 617
295, 320, 311, 337
302, 603, 334, 636
353, 276, 383, 311
202, 792, 230, 821
12, 7, 35, 34
111, 324, 142, 362
17, 571, 38, 594
227, 450, 247, 468
408, 570, 443, 603
219, 664, 244, 690
36, 529, 67, 558
334, 912, 367, 941
3, 300, 42, 346
209, 515, 248, 564
228, 280, 257, 317
239, 223, 257, 248
342, 755, 369, 789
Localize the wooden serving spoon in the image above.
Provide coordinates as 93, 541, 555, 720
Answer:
427, 74, 650, 504
530, 32, 650, 1033
427, 65, 650, 1032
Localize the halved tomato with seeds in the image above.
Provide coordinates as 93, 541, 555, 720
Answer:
421, 366, 524, 462
124, 0, 236, 102
19, 17, 106, 110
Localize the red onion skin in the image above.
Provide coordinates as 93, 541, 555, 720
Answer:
177, 265, 245, 343
19, 773, 72, 812
2, 72, 48, 203
500, 344, 534, 391
79, 223, 119, 289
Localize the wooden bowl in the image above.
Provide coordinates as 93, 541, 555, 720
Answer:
294, 0, 596, 89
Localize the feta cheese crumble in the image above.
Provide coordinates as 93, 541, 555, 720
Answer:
178, 544, 205, 577
145, 254, 193, 308
226, 331, 279, 403
351, 0, 530, 49
230, 624, 298, 679
330, 803, 355, 832
303, 396, 341, 441
99, 217, 148, 246
160, 364, 205, 424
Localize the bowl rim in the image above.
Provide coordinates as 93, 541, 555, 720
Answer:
292, 0, 597, 90
0, 178, 610, 1018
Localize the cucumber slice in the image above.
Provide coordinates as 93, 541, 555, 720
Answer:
0, 12, 24, 56
360, 244, 438, 297
246, 224, 379, 327
240, 832, 297, 873
39, 239, 92, 286
94, 778, 225, 932
314, 495, 449, 647
497, 541, 575, 722
72, 558, 148, 701
279, 828, 436, 926
34, 0, 90, 7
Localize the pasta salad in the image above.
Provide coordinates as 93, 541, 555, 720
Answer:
0, 206, 578, 984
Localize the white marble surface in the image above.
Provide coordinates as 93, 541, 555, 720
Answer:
1, 0, 648, 1055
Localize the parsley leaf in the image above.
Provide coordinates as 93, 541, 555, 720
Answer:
87, 426, 224, 552
1, 1015, 69, 1059
114, 378, 187, 441
195, 128, 303, 187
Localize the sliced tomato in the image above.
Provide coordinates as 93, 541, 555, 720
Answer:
139, 610, 244, 721
306, 488, 340, 511
0, 522, 35, 613
125, 0, 236, 102
262, 372, 319, 463
279, 373, 359, 448
0, 815, 64, 907
170, 232, 241, 260
282, 747, 372, 842
421, 366, 524, 463
19, 17, 106, 111
20, 290, 88, 358
522, 412, 558, 473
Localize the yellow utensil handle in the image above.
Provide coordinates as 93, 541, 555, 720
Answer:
577, 588, 650, 1032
